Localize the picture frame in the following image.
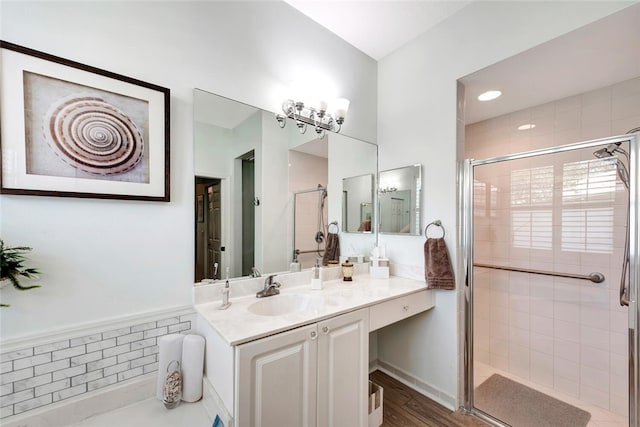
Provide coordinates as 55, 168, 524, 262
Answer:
0, 40, 170, 201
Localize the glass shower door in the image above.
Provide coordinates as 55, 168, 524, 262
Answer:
463, 134, 638, 427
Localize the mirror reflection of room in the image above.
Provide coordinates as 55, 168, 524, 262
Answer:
342, 174, 374, 233
193, 89, 378, 281
378, 164, 421, 235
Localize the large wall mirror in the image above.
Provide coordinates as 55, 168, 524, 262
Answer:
378, 164, 422, 235
193, 89, 378, 282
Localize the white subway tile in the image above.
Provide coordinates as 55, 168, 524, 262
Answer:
71, 370, 103, 386
143, 346, 159, 357
180, 313, 195, 323
555, 355, 580, 383
554, 375, 579, 397
118, 367, 143, 382
103, 343, 131, 358
88, 374, 117, 391
14, 373, 52, 392
86, 338, 116, 353
157, 317, 179, 327
35, 359, 69, 376
70, 333, 102, 347
554, 340, 579, 363
580, 345, 610, 371
0, 361, 12, 374
1, 367, 34, 385
2, 389, 34, 406
87, 356, 117, 372
104, 362, 130, 377
52, 345, 86, 362
530, 351, 554, 388
33, 340, 70, 355
35, 378, 70, 397
52, 384, 86, 402
0, 383, 12, 397
131, 321, 157, 333
1, 349, 33, 363
70, 351, 102, 366
581, 365, 610, 393
554, 320, 579, 342
143, 362, 159, 374
580, 382, 610, 409
52, 365, 86, 381
13, 394, 52, 415
131, 337, 156, 351
116, 332, 143, 346
580, 325, 610, 351
530, 332, 553, 355
143, 326, 168, 339
13, 353, 52, 370
117, 350, 143, 364
0, 404, 14, 418
130, 355, 156, 369
102, 327, 131, 340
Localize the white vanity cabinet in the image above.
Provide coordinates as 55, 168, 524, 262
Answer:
235, 308, 369, 427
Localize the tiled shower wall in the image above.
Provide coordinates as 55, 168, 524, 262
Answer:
0, 312, 194, 420
466, 76, 640, 415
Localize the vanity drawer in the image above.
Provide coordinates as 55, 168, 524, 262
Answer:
369, 290, 433, 332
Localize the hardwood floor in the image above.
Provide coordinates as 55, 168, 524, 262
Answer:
369, 370, 488, 427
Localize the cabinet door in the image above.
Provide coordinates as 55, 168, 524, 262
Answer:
236, 324, 318, 427
317, 308, 369, 427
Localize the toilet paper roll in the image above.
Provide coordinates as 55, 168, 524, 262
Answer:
181, 334, 205, 402
156, 334, 186, 400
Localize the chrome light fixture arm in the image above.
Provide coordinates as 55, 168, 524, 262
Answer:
275, 99, 344, 136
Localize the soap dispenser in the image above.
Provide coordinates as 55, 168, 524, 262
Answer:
311, 258, 323, 290
219, 266, 231, 310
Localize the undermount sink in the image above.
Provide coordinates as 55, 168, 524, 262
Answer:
248, 294, 325, 316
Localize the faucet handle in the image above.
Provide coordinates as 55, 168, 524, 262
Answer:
265, 274, 277, 285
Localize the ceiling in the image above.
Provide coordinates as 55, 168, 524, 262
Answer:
285, 0, 471, 60
285, 1, 640, 124
461, 3, 640, 124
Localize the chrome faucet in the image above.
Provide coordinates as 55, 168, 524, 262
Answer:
250, 267, 261, 278
256, 274, 281, 298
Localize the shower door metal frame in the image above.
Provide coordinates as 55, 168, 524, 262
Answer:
461, 134, 639, 426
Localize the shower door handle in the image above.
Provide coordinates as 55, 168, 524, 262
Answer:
620, 256, 630, 307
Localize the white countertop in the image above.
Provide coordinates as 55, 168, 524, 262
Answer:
194, 275, 429, 346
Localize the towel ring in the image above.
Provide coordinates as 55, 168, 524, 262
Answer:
424, 220, 445, 239
328, 221, 340, 234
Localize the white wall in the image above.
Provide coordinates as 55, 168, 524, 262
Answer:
0, 1, 377, 340
376, 0, 633, 407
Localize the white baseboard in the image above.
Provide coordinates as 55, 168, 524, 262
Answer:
372, 359, 457, 410
202, 376, 233, 427
2, 374, 156, 427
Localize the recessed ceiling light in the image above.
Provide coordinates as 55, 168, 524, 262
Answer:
517, 124, 536, 130
477, 90, 502, 101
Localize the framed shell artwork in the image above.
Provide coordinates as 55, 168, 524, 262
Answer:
0, 41, 170, 201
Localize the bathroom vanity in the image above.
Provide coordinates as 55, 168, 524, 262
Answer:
195, 274, 434, 427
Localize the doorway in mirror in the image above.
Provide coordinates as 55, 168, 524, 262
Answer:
195, 177, 222, 282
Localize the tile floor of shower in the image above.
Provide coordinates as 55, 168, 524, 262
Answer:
474, 361, 628, 427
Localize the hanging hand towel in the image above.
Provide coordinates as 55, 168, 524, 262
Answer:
424, 237, 455, 290
322, 232, 340, 266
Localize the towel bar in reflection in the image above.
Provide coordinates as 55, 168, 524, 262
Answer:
473, 263, 605, 283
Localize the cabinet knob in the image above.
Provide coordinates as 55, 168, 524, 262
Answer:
322, 326, 329, 334
310, 331, 317, 340
403, 305, 409, 311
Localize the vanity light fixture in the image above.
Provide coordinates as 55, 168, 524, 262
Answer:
379, 186, 398, 194
275, 97, 350, 137
517, 123, 536, 130
477, 90, 502, 101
